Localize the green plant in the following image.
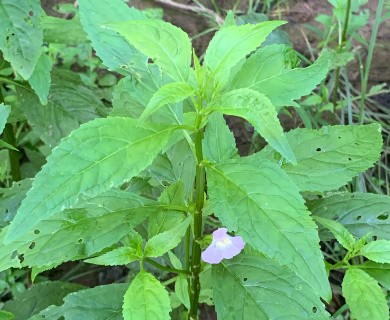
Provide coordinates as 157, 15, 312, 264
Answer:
0, 1, 389, 319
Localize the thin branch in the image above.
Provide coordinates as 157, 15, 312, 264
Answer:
153, 0, 224, 25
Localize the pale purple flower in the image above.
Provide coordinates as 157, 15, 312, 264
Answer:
201, 228, 245, 264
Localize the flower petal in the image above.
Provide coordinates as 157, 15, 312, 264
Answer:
201, 245, 224, 264
212, 228, 228, 242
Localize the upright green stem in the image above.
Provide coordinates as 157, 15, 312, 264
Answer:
331, 0, 351, 105
188, 115, 205, 320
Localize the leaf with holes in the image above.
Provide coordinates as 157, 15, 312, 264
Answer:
30, 284, 128, 320
208, 88, 296, 164
259, 124, 382, 192
0, 178, 32, 228
359, 240, 390, 263
342, 268, 389, 320
107, 19, 192, 81
212, 254, 329, 319
5, 117, 176, 243
0, 190, 168, 271
206, 158, 330, 300
0, 0, 43, 79
123, 271, 171, 320
231, 45, 331, 108
204, 21, 285, 87
308, 192, 390, 240
78, 0, 148, 76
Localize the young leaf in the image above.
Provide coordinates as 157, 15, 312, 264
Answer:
359, 261, 390, 290
202, 112, 238, 163
1, 281, 84, 320
314, 216, 355, 251
0, 0, 43, 79
5, 118, 176, 243
206, 159, 331, 300
212, 254, 329, 319
359, 240, 390, 263
204, 21, 285, 87
208, 88, 296, 164
0, 191, 164, 271
85, 232, 143, 266
342, 268, 389, 320
31, 284, 128, 320
148, 181, 186, 238
112, 72, 181, 125
139, 81, 195, 123
78, 0, 148, 75
123, 271, 171, 320
28, 52, 53, 105
108, 20, 192, 81
144, 216, 191, 258
308, 192, 390, 240
231, 45, 331, 108
0, 103, 10, 134
175, 276, 190, 309
260, 124, 383, 192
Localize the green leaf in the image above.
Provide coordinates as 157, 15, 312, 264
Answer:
108, 20, 192, 81
41, 14, 88, 45
140, 81, 194, 123
19, 75, 104, 148
203, 112, 238, 163
314, 216, 355, 251
0, 0, 43, 79
342, 268, 389, 320
175, 276, 190, 309
204, 21, 285, 87
308, 192, 390, 240
78, 0, 148, 75
0, 179, 32, 228
166, 139, 196, 198
213, 254, 329, 319
144, 216, 191, 258
2, 281, 84, 320
359, 261, 390, 290
123, 271, 171, 320
148, 181, 186, 238
30, 284, 128, 320
5, 118, 175, 243
359, 240, 390, 263
0, 103, 11, 135
260, 124, 383, 192
208, 88, 296, 164
0, 310, 14, 319
111, 73, 183, 125
231, 45, 331, 108
0, 191, 164, 270
206, 158, 330, 300
27, 53, 53, 105
85, 232, 143, 266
